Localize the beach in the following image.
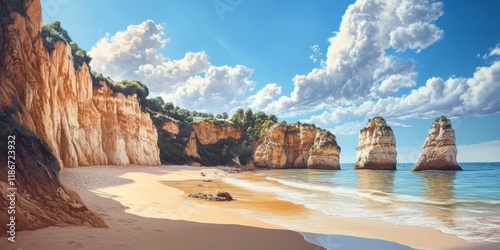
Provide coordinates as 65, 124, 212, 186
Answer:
1, 165, 499, 250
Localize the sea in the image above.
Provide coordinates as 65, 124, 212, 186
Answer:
221, 163, 500, 246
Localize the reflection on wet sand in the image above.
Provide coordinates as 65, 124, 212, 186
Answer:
416, 171, 457, 226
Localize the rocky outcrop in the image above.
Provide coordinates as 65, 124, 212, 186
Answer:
184, 131, 200, 158
307, 130, 341, 170
0, 0, 160, 168
161, 120, 180, 135
354, 117, 397, 170
412, 116, 462, 171
253, 124, 289, 168
188, 191, 233, 201
0, 114, 107, 235
254, 123, 340, 169
192, 121, 242, 145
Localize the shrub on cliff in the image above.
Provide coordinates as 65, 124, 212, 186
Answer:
90, 70, 149, 106
41, 21, 91, 70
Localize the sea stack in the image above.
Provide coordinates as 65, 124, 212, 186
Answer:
354, 117, 397, 170
412, 116, 462, 171
307, 130, 341, 170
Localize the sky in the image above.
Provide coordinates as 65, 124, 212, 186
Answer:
41, 0, 500, 163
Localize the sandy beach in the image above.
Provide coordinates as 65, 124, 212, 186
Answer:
1, 165, 499, 250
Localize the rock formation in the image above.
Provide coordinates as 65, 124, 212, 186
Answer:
0, 0, 160, 169
0, 0, 155, 233
307, 130, 341, 170
191, 121, 242, 145
253, 123, 288, 168
412, 116, 462, 171
354, 117, 397, 170
254, 123, 341, 169
161, 120, 180, 135
0, 114, 107, 234
184, 131, 200, 158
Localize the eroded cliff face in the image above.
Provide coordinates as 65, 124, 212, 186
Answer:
0, 113, 107, 235
0, 0, 160, 168
308, 130, 341, 170
354, 117, 397, 170
161, 120, 180, 135
191, 121, 242, 145
254, 123, 340, 169
412, 116, 462, 171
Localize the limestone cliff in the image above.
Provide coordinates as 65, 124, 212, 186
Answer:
354, 117, 397, 170
0, 0, 160, 168
161, 120, 180, 135
157, 120, 243, 166
254, 123, 340, 169
412, 116, 462, 171
191, 121, 242, 145
0, 113, 107, 235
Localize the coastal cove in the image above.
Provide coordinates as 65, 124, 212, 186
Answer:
1, 0, 499, 249
2, 165, 499, 249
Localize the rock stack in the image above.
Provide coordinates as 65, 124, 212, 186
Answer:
412, 116, 462, 171
253, 123, 340, 169
354, 117, 397, 170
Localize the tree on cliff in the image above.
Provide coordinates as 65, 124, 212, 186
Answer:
41, 21, 91, 70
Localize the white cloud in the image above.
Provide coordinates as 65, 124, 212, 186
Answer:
331, 121, 365, 136
90, 20, 256, 113
309, 44, 322, 63
387, 121, 411, 128
488, 44, 500, 57
266, 0, 443, 116
246, 83, 282, 110
307, 60, 500, 127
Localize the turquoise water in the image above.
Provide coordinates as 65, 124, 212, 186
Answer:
223, 163, 500, 243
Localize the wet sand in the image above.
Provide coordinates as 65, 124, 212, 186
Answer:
1, 165, 499, 250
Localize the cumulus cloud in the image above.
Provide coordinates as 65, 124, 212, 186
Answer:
246, 83, 282, 110
305, 60, 500, 128
266, 0, 443, 116
90, 20, 256, 113
331, 121, 365, 136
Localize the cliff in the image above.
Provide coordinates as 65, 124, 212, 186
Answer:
412, 116, 462, 171
0, 114, 107, 234
354, 117, 397, 170
0, 0, 160, 168
0, 0, 158, 233
191, 121, 242, 145
157, 120, 243, 166
253, 123, 341, 169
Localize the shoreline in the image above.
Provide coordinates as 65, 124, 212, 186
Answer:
1, 165, 499, 249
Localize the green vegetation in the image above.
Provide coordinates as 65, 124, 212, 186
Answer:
143, 95, 280, 165
435, 115, 448, 123
91, 70, 149, 106
41, 21, 91, 70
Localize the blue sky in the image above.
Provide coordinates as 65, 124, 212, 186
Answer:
41, 0, 500, 163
